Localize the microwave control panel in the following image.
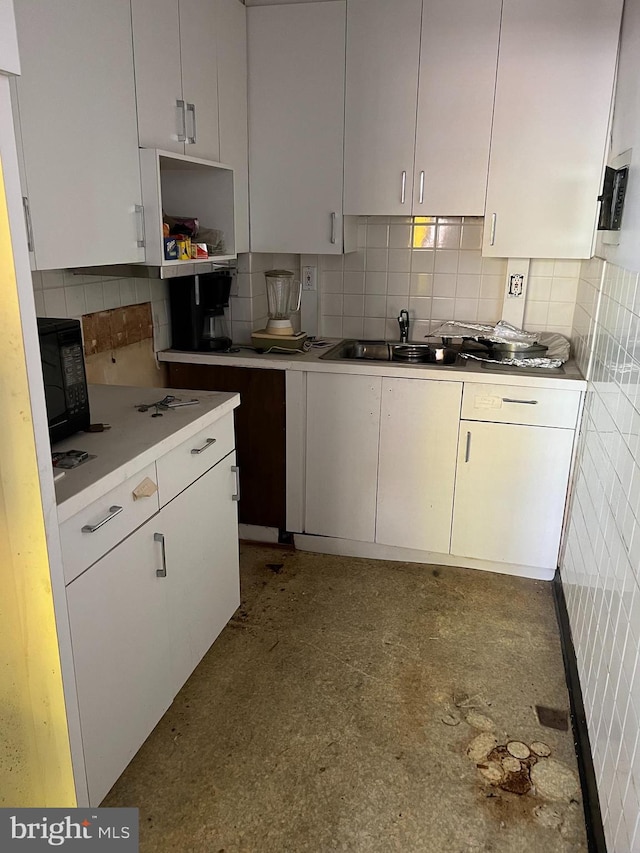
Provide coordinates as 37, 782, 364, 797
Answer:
62, 343, 88, 415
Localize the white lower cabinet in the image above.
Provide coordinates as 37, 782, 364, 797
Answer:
376, 379, 461, 552
67, 452, 240, 805
67, 520, 172, 806
161, 455, 240, 697
300, 372, 580, 576
450, 421, 575, 570
305, 373, 381, 541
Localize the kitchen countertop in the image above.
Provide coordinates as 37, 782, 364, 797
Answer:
158, 341, 586, 390
53, 384, 240, 522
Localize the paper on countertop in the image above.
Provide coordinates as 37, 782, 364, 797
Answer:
132, 477, 158, 500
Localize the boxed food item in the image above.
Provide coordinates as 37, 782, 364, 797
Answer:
163, 237, 178, 260
177, 238, 191, 261
190, 242, 209, 259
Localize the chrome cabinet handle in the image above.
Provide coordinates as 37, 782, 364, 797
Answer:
176, 99, 187, 142
186, 103, 196, 144
191, 437, 217, 455
231, 465, 240, 501
490, 212, 497, 246
400, 171, 407, 204
154, 532, 167, 577
22, 196, 34, 252
82, 505, 123, 533
135, 204, 145, 248
502, 398, 539, 405
464, 431, 472, 463
419, 170, 425, 205
330, 211, 337, 244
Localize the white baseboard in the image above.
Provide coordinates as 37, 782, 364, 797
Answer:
293, 533, 555, 582
238, 523, 280, 544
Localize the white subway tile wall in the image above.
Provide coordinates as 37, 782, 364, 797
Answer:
302, 216, 580, 340
563, 258, 640, 852
33, 270, 173, 352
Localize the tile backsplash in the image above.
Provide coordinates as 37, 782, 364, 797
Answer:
32, 221, 582, 349
563, 257, 640, 851
301, 216, 581, 341
32, 269, 172, 352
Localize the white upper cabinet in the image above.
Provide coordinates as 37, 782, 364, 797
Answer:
413, 0, 501, 216
483, 0, 623, 258
131, 0, 220, 162
248, 1, 351, 254
216, 0, 249, 254
344, 0, 501, 217
344, 0, 422, 216
12, 0, 144, 270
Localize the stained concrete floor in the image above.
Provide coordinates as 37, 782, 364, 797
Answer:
104, 544, 587, 852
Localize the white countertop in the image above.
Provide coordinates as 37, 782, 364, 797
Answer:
54, 384, 240, 522
158, 341, 586, 390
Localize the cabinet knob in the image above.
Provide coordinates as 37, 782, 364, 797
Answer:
231, 465, 240, 502
154, 532, 167, 577
81, 505, 123, 533
490, 212, 497, 246
176, 99, 187, 143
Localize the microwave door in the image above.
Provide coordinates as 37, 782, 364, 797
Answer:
40, 331, 67, 428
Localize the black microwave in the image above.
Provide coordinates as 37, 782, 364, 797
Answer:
37, 318, 90, 444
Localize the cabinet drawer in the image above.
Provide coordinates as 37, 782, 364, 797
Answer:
461, 383, 581, 429
60, 463, 159, 584
156, 413, 235, 507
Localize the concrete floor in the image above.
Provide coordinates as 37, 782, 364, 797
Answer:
104, 544, 587, 852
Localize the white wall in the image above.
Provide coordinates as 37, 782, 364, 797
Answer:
562, 1, 640, 849
600, 0, 640, 274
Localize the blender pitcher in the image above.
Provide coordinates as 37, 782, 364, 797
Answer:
265, 270, 302, 336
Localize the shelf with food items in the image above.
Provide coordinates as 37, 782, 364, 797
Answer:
139, 148, 237, 270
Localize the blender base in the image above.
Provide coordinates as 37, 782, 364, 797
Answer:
250, 330, 308, 351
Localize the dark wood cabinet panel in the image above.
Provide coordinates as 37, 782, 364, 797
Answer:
167, 363, 286, 531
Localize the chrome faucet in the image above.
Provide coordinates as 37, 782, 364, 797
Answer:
398, 309, 410, 343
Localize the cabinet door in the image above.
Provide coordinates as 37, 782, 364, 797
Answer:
12, 0, 144, 270
131, 0, 184, 153
160, 454, 240, 696
413, 0, 500, 216
377, 379, 461, 553
67, 523, 172, 805
451, 422, 575, 570
483, 0, 623, 258
344, 0, 422, 215
305, 373, 381, 542
248, 1, 347, 253
180, 0, 220, 162
217, 0, 249, 254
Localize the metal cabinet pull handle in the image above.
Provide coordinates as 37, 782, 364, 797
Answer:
154, 532, 167, 577
22, 196, 34, 252
400, 171, 407, 204
135, 204, 145, 248
419, 170, 425, 205
191, 437, 217, 454
490, 212, 497, 246
231, 465, 240, 501
82, 505, 123, 533
464, 431, 472, 463
502, 398, 539, 405
177, 99, 187, 142
330, 211, 337, 244
186, 103, 196, 144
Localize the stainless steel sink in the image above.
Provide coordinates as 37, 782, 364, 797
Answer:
320, 340, 460, 365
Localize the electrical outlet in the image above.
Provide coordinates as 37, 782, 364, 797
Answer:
302, 265, 317, 291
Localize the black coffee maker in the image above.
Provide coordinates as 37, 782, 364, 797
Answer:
169, 272, 233, 352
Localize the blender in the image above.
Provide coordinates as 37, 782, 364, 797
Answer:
251, 270, 307, 350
